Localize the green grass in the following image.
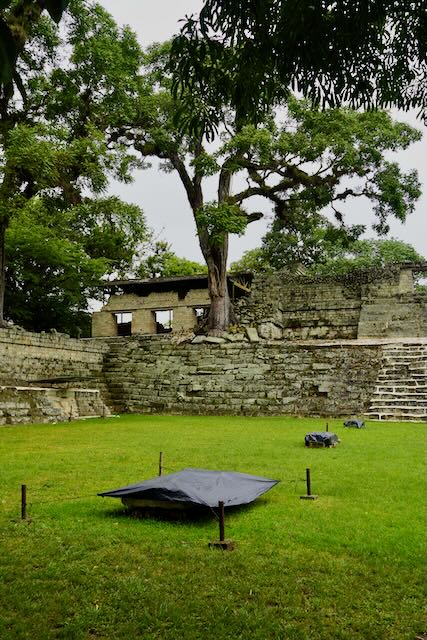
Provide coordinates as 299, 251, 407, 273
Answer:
0, 415, 425, 640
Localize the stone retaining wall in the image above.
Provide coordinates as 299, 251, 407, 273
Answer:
0, 328, 108, 385
235, 267, 427, 340
103, 336, 383, 417
0, 328, 109, 424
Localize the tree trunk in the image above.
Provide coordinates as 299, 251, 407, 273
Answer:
199, 231, 232, 336
0, 220, 7, 327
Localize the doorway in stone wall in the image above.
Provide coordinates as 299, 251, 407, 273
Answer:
115, 312, 132, 336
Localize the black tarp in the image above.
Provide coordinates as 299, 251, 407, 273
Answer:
344, 419, 365, 428
98, 468, 278, 508
305, 432, 339, 447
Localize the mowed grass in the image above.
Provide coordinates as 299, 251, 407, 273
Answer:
0, 415, 425, 640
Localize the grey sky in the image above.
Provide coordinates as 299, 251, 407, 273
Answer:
100, 1, 427, 264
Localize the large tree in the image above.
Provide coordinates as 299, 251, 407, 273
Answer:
0, 0, 147, 327
171, 1, 427, 134
130, 50, 421, 332
5, 196, 147, 335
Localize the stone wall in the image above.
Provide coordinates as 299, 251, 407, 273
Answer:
103, 335, 384, 417
0, 328, 109, 424
236, 267, 427, 340
0, 327, 108, 385
0, 386, 107, 425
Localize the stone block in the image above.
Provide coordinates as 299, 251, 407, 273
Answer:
246, 327, 260, 342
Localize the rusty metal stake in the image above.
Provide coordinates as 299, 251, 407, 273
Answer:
300, 467, 318, 500
218, 500, 225, 542
21, 484, 27, 520
159, 451, 163, 476
208, 500, 235, 550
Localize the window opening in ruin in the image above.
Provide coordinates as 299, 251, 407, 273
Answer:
194, 307, 209, 327
115, 312, 132, 336
154, 310, 173, 334
178, 288, 189, 301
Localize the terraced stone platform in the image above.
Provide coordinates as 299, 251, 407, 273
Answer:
365, 340, 427, 422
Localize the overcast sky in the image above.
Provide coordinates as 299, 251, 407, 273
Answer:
100, 0, 426, 264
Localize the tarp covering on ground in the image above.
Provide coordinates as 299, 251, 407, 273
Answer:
98, 468, 279, 508
305, 432, 339, 447
344, 419, 365, 428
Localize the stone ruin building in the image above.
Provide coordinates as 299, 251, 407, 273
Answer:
91, 273, 251, 338
92, 264, 426, 341
1, 263, 426, 425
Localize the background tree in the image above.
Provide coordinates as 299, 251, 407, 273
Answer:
131, 52, 421, 333
306, 238, 426, 277
171, 1, 427, 135
0, 0, 148, 327
232, 236, 426, 277
5, 196, 147, 335
137, 241, 207, 279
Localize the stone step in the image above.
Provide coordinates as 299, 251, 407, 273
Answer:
378, 374, 426, 381
373, 390, 427, 397
364, 412, 427, 423
368, 401, 427, 411
367, 343, 427, 421
370, 403, 427, 412
375, 384, 427, 391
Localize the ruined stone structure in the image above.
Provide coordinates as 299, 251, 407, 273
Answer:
1, 264, 426, 425
92, 274, 250, 337
92, 264, 426, 341
235, 263, 427, 340
0, 328, 109, 424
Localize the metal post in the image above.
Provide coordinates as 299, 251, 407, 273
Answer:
21, 484, 27, 520
300, 468, 317, 500
159, 451, 163, 476
218, 501, 225, 542
306, 468, 311, 496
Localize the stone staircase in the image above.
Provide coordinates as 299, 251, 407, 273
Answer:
365, 342, 427, 422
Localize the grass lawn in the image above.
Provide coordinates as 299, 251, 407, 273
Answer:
0, 415, 425, 640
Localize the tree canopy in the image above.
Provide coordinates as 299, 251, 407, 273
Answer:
0, 0, 149, 329
231, 236, 426, 277
137, 241, 207, 279
171, 1, 427, 135
0, 0, 70, 88
5, 196, 147, 335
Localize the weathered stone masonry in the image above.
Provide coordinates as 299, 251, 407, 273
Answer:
0, 328, 108, 424
236, 266, 427, 340
1, 265, 426, 424
103, 336, 385, 417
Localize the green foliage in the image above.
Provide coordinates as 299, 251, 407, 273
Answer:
234, 234, 426, 285
0, 415, 425, 639
0, 2, 155, 328
0, 0, 70, 85
307, 238, 426, 277
138, 241, 207, 279
171, 1, 427, 132
230, 247, 272, 274
5, 196, 148, 335
190, 151, 220, 177
195, 202, 248, 246
0, 0, 150, 328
